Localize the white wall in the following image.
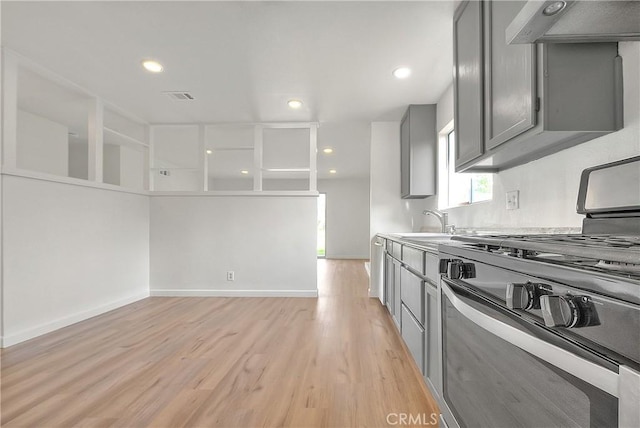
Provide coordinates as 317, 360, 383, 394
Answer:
436, 84, 454, 132
68, 140, 88, 180
208, 178, 311, 191
209, 177, 254, 191
69, 142, 144, 189
103, 143, 120, 186
153, 125, 201, 191
120, 145, 145, 190
154, 168, 200, 191
16, 109, 68, 176
1, 176, 150, 346
150, 195, 318, 296
370, 121, 426, 238
318, 177, 370, 259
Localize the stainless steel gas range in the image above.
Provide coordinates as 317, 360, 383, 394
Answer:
437, 156, 640, 428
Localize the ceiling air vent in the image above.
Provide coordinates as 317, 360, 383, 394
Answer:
163, 91, 195, 101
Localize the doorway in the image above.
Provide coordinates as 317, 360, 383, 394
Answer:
317, 193, 326, 258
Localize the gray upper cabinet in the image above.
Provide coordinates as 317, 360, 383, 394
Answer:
454, 0, 623, 172
453, 0, 484, 169
400, 105, 437, 199
484, 0, 536, 150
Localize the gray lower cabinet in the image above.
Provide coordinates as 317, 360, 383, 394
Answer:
402, 246, 426, 275
401, 304, 425, 375
454, 0, 623, 172
393, 258, 401, 329
384, 252, 402, 330
424, 280, 441, 396
383, 241, 442, 399
400, 266, 425, 325
384, 253, 395, 319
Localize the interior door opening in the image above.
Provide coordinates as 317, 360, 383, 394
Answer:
317, 193, 326, 258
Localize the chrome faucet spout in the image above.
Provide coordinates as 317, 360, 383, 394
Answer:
422, 209, 450, 233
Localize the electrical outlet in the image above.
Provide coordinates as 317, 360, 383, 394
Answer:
226, 271, 235, 281
506, 190, 520, 210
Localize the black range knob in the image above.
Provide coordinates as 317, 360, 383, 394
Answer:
447, 260, 476, 280
540, 295, 580, 327
439, 259, 450, 274
506, 282, 545, 310
540, 295, 600, 328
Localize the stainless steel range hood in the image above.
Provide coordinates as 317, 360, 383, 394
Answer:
507, 0, 640, 44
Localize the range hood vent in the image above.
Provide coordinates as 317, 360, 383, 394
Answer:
163, 91, 195, 101
507, 0, 640, 44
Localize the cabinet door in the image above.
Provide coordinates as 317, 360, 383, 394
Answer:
424, 282, 441, 393
453, 0, 484, 169
393, 259, 402, 329
484, 1, 536, 150
401, 304, 425, 375
385, 254, 395, 316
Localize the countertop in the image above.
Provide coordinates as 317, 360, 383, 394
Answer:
377, 227, 583, 253
377, 233, 454, 253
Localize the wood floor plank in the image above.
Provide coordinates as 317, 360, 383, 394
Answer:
1, 260, 439, 427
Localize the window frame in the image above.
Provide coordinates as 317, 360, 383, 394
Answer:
438, 121, 493, 210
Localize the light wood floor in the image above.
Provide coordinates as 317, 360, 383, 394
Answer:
1, 260, 439, 427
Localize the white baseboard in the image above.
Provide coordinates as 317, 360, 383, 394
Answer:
0, 291, 149, 348
150, 289, 318, 298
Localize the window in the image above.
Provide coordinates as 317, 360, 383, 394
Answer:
438, 127, 493, 209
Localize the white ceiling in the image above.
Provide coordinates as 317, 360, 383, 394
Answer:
2, 1, 455, 179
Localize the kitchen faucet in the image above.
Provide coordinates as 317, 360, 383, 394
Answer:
422, 209, 454, 234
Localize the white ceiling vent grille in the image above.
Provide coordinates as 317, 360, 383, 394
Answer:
163, 91, 195, 101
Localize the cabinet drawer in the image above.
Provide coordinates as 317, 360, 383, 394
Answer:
402, 246, 425, 275
401, 304, 425, 375
425, 253, 440, 284
400, 267, 424, 325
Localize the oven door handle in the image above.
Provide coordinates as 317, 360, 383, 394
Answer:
441, 279, 620, 397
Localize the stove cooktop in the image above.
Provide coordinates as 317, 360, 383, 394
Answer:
451, 234, 640, 280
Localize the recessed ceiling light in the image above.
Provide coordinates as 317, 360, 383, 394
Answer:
323, 148, 334, 154
393, 67, 411, 79
240, 170, 249, 175
142, 60, 164, 73
329, 169, 337, 174
206, 149, 213, 155
287, 99, 303, 109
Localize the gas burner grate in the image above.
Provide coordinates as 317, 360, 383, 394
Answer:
453, 234, 640, 266
472, 234, 640, 249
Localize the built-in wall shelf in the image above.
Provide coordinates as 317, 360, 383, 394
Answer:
103, 127, 148, 148
1, 48, 320, 199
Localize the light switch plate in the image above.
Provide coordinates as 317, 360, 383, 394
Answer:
506, 190, 519, 210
